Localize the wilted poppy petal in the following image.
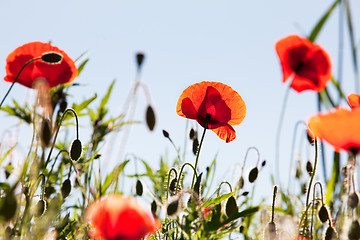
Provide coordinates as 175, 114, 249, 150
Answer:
176, 81, 246, 142
347, 93, 360, 109
212, 124, 236, 143
308, 108, 360, 154
4, 41, 77, 88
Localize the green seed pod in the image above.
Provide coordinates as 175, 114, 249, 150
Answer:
40, 118, 52, 147
61, 179, 71, 199
0, 191, 17, 221
41, 52, 63, 64
348, 192, 359, 209
348, 220, 360, 240
162, 130, 170, 138
70, 139, 82, 161
225, 195, 238, 217
324, 225, 338, 240
318, 205, 329, 223
167, 198, 179, 216
145, 105, 156, 131
34, 199, 46, 217
151, 200, 157, 216
136, 179, 143, 196
248, 167, 259, 183
169, 178, 177, 193
263, 222, 277, 240
238, 176, 244, 189
192, 138, 199, 155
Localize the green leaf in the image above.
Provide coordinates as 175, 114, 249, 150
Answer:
77, 59, 89, 77
326, 152, 340, 206
101, 160, 130, 195
308, 0, 339, 42
98, 80, 116, 120
203, 192, 234, 208
71, 93, 97, 118
0, 145, 16, 166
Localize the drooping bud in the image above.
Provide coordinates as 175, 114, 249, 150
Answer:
136, 52, 145, 70
145, 105, 156, 131
225, 195, 238, 217
192, 138, 199, 155
318, 205, 329, 223
167, 197, 180, 216
162, 130, 170, 138
348, 220, 360, 240
324, 225, 338, 240
169, 178, 177, 193
238, 176, 244, 189
59, 100, 67, 113
40, 118, 52, 147
261, 160, 266, 167
70, 139, 82, 161
41, 52, 63, 64
306, 160, 313, 176
136, 179, 143, 196
34, 199, 46, 217
151, 200, 157, 216
61, 179, 71, 199
348, 192, 359, 209
189, 128, 195, 140
242, 191, 249, 197
248, 167, 259, 183
239, 225, 244, 233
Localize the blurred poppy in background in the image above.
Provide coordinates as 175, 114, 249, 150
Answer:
176, 81, 246, 143
4, 41, 78, 88
308, 107, 360, 155
87, 195, 159, 240
275, 35, 331, 93
347, 93, 360, 109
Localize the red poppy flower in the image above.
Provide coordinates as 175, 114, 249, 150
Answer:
275, 35, 331, 93
176, 81, 246, 143
4, 41, 78, 88
308, 107, 360, 155
87, 195, 160, 240
347, 93, 360, 109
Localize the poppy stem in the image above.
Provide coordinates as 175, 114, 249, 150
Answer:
317, 93, 327, 182
0, 57, 41, 108
275, 85, 291, 186
191, 127, 206, 189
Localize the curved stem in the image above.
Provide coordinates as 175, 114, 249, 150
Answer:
217, 181, 233, 196
271, 185, 278, 223
275, 86, 291, 185
191, 127, 207, 188
45, 149, 69, 186
44, 108, 79, 169
0, 57, 42, 108
175, 162, 198, 195
305, 139, 318, 220
166, 168, 178, 200
241, 146, 261, 177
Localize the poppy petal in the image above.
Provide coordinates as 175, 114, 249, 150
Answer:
212, 124, 236, 143
347, 93, 360, 109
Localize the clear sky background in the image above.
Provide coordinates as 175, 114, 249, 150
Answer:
0, 0, 359, 201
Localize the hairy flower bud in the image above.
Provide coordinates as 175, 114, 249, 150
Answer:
225, 196, 238, 217
70, 139, 82, 161
61, 179, 71, 199
146, 105, 156, 131
136, 179, 143, 196
248, 167, 259, 183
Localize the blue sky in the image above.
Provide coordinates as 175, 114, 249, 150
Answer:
0, 0, 359, 200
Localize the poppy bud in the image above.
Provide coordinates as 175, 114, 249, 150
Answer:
324, 225, 337, 240
40, 118, 52, 147
0, 192, 17, 221
34, 199, 46, 217
136, 52, 145, 69
162, 130, 169, 138
306, 160, 313, 175
261, 160, 266, 167
136, 179, 143, 196
242, 191, 249, 197
225, 195, 238, 217
348, 220, 360, 240
248, 167, 258, 183
59, 100, 67, 113
151, 200, 157, 216
61, 179, 71, 199
70, 139, 82, 161
192, 138, 199, 155
263, 222, 277, 240
167, 198, 179, 216
348, 192, 359, 209
307, 130, 315, 145
189, 128, 195, 140
193, 173, 203, 196
239, 225, 244, 233
41, 52, 63, 64
145, 105, 156, 131
238, 176, 244, 189
318, 205, 329, 223
45, 186, 55, 199
169, 178, 177, 193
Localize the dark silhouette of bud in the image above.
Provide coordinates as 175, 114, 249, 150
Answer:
225, 196, 238, 217
61, 179, 71, 198
0, 191, 17, 221
348, 220, 360, 240
70, 139, 82, 161
306, 160, 313, 176
348, 192, 359, 209
192, 138, 199, 155
239, 225, 244, 233
193, 173, 203, 196
162, 130, 169, 138
189, 128, 195, 140
324, 225, 338, 240
136, 179, 143, 196
59, 100, 67, 113
34, 199, 46, 217
145, 105, 156, 131
40, 118, 52, 147
261, 160, 266, 167
263, 222, 277, 240
242, 191, 249, 197
238, 176, 244, 189
318, 205, 329, 223
151, 200, 157, 216
41, 52, 63, 64
248, 167, 259, 183
307, 130, 315, 145
169, 178, 177, 193
136, 52, 145, 70
167, 198, 179, 216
